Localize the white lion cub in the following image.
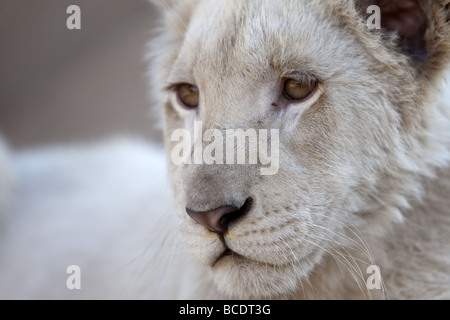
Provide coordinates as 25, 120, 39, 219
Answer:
1, 0, 450, 300
149, 0, 450, 299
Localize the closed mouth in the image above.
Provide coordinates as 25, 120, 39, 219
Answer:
212, 248, 234, 266
211, 245, 319, 269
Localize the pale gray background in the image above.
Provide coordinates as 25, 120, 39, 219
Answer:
0, 0, 162, 149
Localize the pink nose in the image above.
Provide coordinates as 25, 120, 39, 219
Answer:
186, 198, 253, 233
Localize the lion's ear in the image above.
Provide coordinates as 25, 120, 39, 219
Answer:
359, 0, 450, 64
375, 0, 428, 61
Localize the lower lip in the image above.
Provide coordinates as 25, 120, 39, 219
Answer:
212, 249, 236, 267
212, 248, 317, 269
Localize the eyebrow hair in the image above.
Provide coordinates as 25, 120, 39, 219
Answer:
163, 82, 180, 92
281, 70, 319, 83
163, 70, 197, 92
163, 80, 198, 93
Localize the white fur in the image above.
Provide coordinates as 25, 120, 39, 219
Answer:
148, 0, 450, 299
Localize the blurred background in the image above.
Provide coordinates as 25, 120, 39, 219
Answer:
0, 0, 162, 150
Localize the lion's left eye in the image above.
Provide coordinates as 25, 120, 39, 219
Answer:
283, 79, 317, 101
177, 84, 200, 109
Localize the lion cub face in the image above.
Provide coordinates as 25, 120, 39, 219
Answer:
151, 0, 450, 298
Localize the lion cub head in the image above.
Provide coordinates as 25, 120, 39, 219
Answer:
149, 0, 450, 298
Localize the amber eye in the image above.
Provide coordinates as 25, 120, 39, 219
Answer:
177, 84, 199, 109
283, 79, 317, 101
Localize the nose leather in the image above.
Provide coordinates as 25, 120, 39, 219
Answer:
186, 205, 240, 233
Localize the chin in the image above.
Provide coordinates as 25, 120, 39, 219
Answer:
210, 249, 323, 299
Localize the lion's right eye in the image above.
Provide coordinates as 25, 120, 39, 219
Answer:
177, 84, 199, 109
283, 78, 317, 101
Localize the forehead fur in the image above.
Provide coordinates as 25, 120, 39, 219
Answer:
154, 0, 450, 77
171, 0, 380, 81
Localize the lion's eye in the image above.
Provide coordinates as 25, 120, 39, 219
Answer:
177, 84, 199, 109
283, 79, 317, 101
